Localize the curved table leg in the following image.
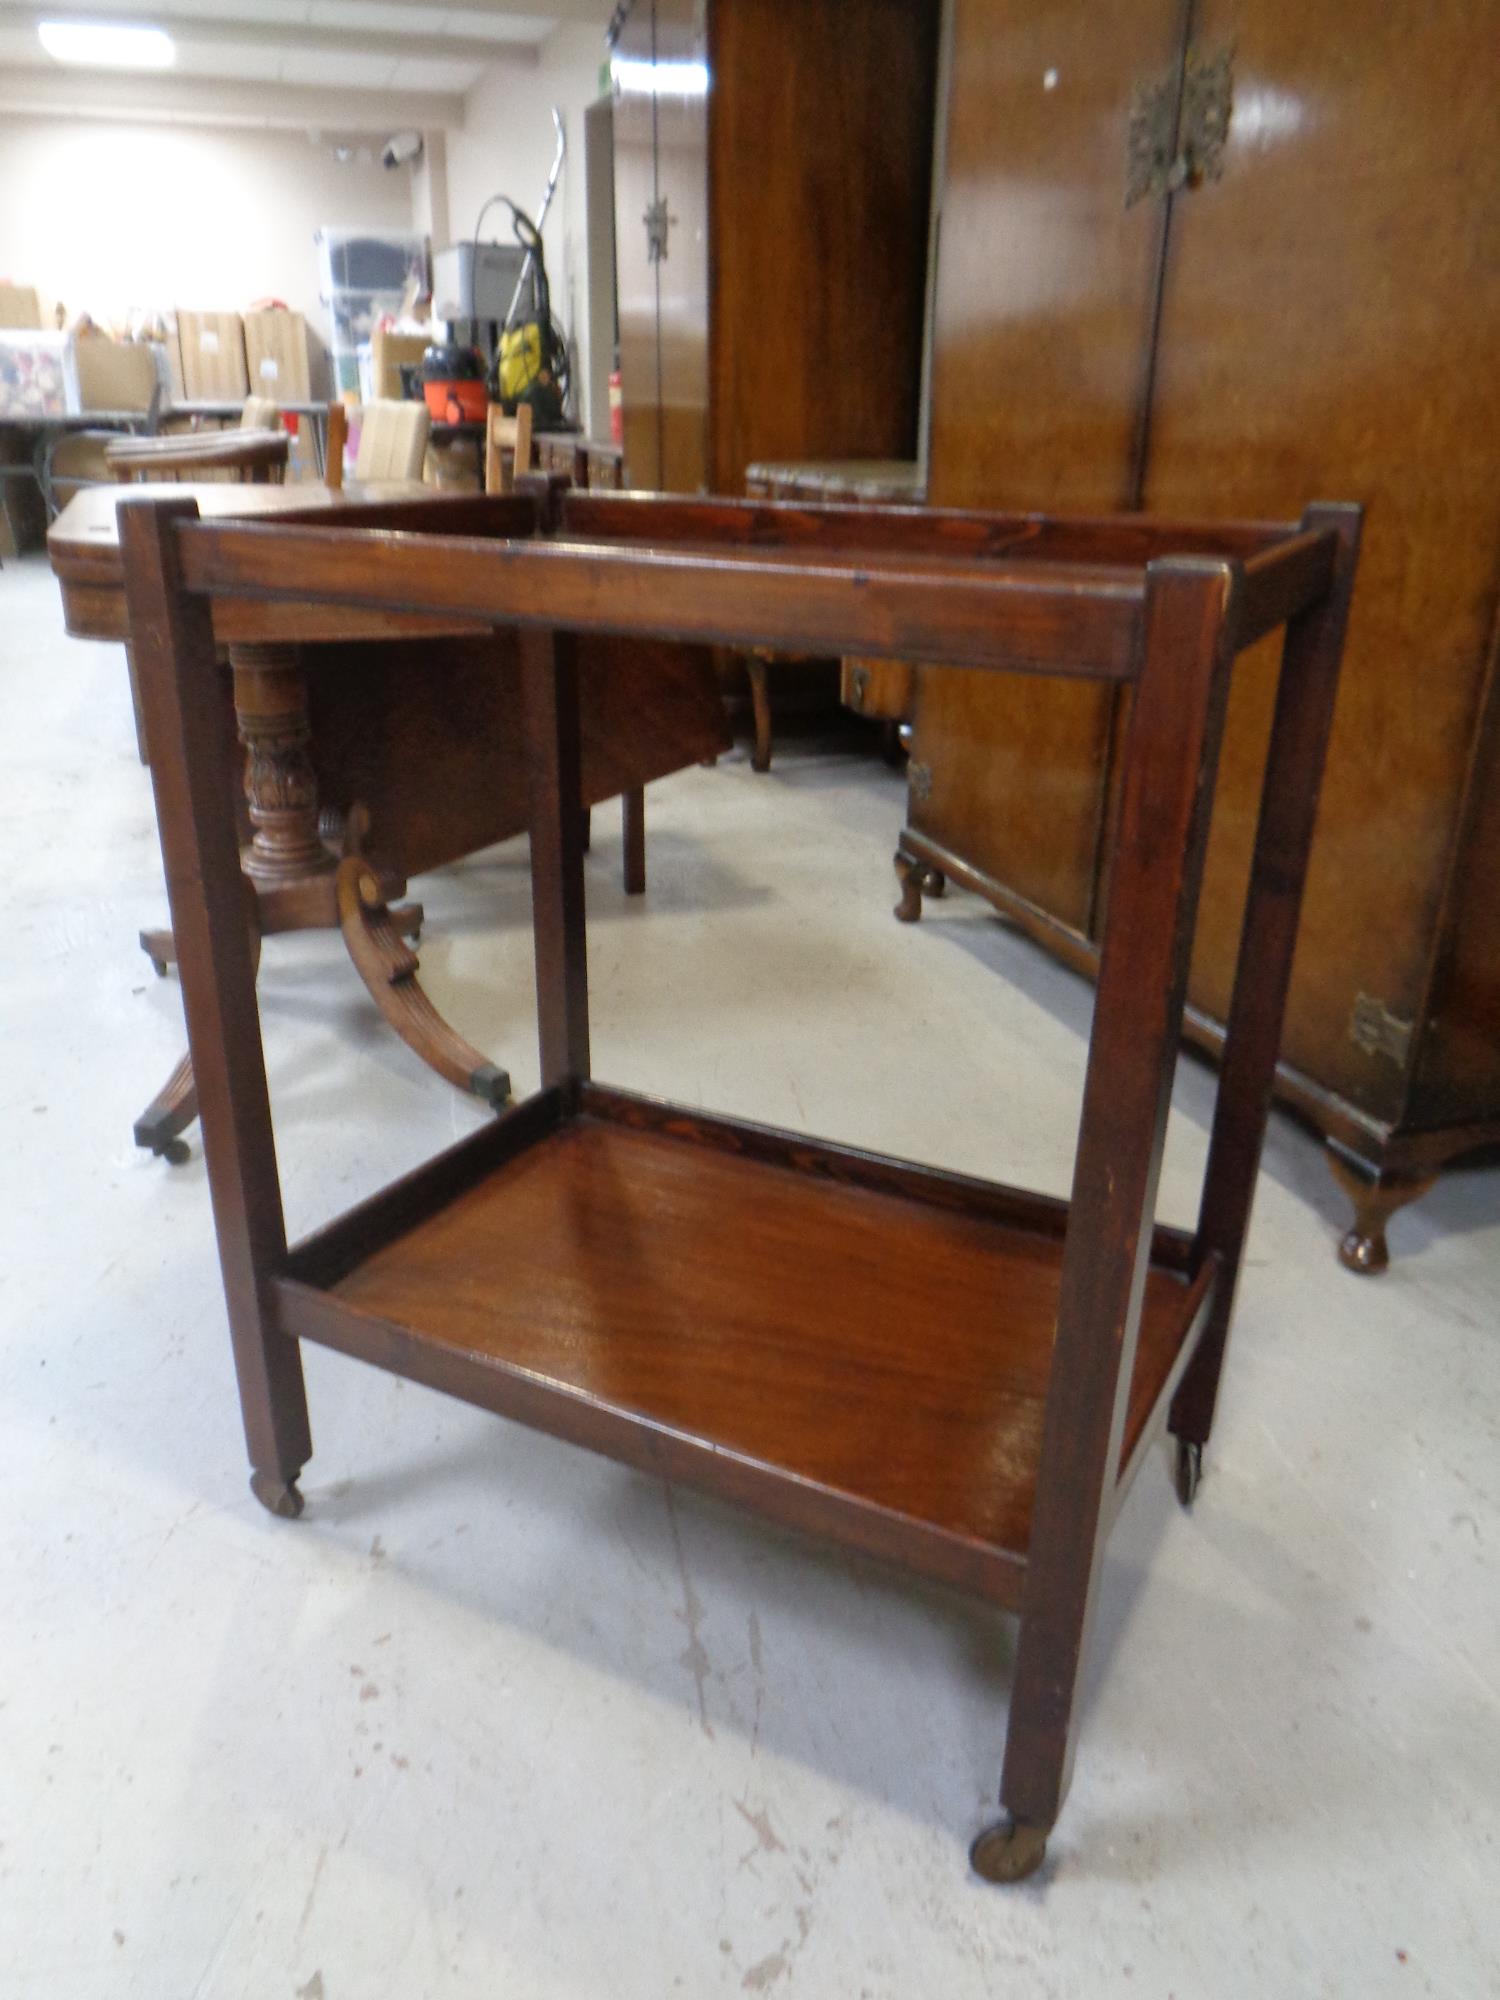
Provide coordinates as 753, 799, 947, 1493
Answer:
133, 1052, 199, 1164
134, 886, 261, 1164
336, 853, 512, 1107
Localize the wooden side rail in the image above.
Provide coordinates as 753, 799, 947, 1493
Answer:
173, 519, 1147, 680
560, 489, 1299, 563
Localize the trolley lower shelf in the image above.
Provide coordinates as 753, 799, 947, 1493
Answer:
274, 1085, 1217, 1606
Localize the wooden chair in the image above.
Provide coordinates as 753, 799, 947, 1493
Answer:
46, 340, 164, 513
105, 428, 288, 484
351, 399, 431, 484
485, 402, 534, 494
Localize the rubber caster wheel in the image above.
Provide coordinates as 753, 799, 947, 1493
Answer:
970, 1817, 1048, 1884
1173, 1436, 1202, 1508
250, 1471, 304, 1519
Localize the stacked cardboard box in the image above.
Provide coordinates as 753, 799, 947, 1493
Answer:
172, 311, 249, 401
244, 309, 313, 401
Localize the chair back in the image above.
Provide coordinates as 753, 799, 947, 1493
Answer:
485, 402, 533, 494
353, 399, 431, 483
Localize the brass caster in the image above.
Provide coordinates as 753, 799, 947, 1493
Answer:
1172, 1436, 1202, 1508
970, 1817, 1049, 1884
924, 867, 947, 898
1337, 1225, 1388, 1275
250, 1471, 304, 1520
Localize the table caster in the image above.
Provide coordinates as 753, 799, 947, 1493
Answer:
160, 1138, 191, 1166
970, 1816, 1048, 1884
250, 1471, 304, 1519
1172, 1436, 1202, 1508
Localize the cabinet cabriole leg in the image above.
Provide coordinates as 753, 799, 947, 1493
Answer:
1325, 1143, 1437, 1274
893, 850, 924, 923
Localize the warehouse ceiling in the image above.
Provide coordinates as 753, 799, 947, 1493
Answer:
0, 0, 610, 129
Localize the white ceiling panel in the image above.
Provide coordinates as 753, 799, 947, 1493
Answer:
439, 8, 560, 42
305, 1, 433, 32
278, 46, 396, 88
0, 0, 567, 125
392, 56, 489, 92
174, 38, 286, 81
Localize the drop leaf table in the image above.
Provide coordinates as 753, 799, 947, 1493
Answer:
117, 487, 1360, 1879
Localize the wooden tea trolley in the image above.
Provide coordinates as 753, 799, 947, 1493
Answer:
118, 489, 1360, 1880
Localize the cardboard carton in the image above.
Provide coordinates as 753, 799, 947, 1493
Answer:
243, 309, 313, 401
175, 311, 248, 400
0, 283, 43, 330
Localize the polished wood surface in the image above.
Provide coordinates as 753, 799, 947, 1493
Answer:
116, 489, 1355, 1876
50, 478, 432, 640
911, 0, 1500, 1248
709, 0, 940, 490
1143, 0, 1500, 1117
615, 0, 939, 498
317, 1112, 1201, 1599
305, 631, 726, 881
920, 0, 1187, 931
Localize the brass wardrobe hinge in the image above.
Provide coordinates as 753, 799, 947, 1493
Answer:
1349, 993, 1415, 1067
1126, 44, 1234, 207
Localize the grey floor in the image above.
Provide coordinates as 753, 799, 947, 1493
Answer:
3, 551, 1496, 1999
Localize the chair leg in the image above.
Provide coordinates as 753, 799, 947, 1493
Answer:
746, 656, 773, 772
622, 786, 646, 896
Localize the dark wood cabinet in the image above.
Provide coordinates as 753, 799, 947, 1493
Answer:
611, 0, 940, 496
902, 0, 1500, 1268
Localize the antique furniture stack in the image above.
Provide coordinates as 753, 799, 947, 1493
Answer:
115, 485, 1358, 1877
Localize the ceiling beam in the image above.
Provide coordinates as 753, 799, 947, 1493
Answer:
0, 64, 466, 132
8, 8, 545, 68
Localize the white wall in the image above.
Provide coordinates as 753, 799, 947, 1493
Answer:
443, 24, 611, 432
0, 115, 415, 345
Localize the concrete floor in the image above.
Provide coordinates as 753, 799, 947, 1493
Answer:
2, 549, 1496, 1999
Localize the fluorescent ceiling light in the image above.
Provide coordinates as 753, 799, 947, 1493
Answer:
37, 19, 176, 69
613, 57, 708, 97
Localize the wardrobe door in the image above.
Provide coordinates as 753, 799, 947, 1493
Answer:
707, 0, 940, 491
1142, 0, 1500, 1117
612, 0, 710, 492
919, 0, 1185, 936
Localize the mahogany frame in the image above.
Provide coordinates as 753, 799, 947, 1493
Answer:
117, 489, 1360, 1880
